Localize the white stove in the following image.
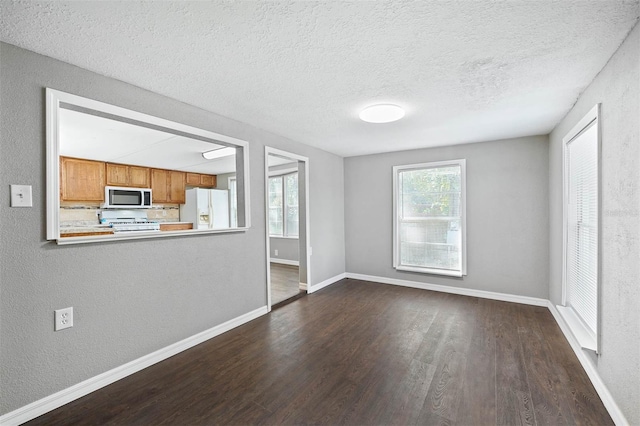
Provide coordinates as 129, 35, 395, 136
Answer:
99, 210, 160, 232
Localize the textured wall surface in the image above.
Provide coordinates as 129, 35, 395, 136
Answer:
0, 42, 345, 415
548, 22, 640, 425
270, 238, 300, 263
345, 136, 549, 298
212, 172, 235, 190
1, 1, 638, 156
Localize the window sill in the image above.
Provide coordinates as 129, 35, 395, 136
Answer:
395, 265, 464, 277
556, 305, 597, 352
269, 235, 299, 240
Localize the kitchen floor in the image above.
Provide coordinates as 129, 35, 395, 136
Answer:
270, 263, 302, 306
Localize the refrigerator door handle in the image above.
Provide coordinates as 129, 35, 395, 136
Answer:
208, 191, 214, 229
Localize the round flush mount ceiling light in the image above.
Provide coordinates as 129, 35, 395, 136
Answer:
359, 104, 405, 123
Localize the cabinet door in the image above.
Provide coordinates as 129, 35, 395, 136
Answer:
186, 173, 200, 186
150, 169, 169, 203
200, 174, 216, 187
169, 171, 186, 204
128, 166, 150, 188
105, 163, 128, 186
61, 157, 105, 201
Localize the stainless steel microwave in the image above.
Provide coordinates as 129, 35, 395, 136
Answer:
102, 186, 152, 209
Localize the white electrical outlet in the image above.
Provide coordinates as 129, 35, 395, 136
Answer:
55, 307, 73, 331
275, 249, 279, 256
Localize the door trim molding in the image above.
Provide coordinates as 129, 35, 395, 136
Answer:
264, 147, 310, 310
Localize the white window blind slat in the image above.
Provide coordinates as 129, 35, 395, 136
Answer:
565, 121, 598, 339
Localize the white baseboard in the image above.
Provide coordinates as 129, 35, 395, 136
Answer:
3, 274, 627, 426
0, 306, 269, 426
547, 303, 628, 426
345, 273, 548, 306
308, 272, 346, 294
269, 258, 299, 266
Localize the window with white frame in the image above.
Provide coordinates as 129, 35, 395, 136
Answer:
268, 172, 298, 237
559, 105, 600, 352
393, 160, 466, 277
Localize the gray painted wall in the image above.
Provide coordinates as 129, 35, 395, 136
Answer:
214, 172, 235, 190
548, 22, 639, 424
345, 136, 549, 298
270, 237, 299, 262
0, 42, 345, 415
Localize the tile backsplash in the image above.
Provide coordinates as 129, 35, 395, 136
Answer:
147, 207, 180, 221
59, 205, 180, 227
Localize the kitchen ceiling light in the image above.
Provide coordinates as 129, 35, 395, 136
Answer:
359, 104, 405, 123
202, 147, 236, 160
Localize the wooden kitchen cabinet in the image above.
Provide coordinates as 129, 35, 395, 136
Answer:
186, 172, 200, 186
200, 174, 216, 187
159, 222, 193, 231
106, 163, 150, 188
105, 163, 127, 186
169, 171, 186, 204
151, 169, 186, 204
186, 172, 217, 188
128, 165, 151, 187
151, 169, 169, 202
60, 157, 105, 202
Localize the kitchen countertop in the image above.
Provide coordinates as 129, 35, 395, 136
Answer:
60, 222, 193, 237
60, 226, 114, 237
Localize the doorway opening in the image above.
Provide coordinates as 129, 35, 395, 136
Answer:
265, 147, 310, 309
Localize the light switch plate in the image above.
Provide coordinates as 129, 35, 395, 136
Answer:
10, 185, 33, 207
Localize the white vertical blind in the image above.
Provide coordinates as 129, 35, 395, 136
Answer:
565, 121, 598, 338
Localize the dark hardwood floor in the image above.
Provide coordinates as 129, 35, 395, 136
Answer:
27, 279, 612, 425
270, 263, 302, 306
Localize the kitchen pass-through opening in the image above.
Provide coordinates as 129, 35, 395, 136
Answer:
265, 147, 310, 309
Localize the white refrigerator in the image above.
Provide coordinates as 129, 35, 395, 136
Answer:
180, 188, 230, 230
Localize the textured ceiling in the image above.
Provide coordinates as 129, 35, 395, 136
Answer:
1, 1, 639, 157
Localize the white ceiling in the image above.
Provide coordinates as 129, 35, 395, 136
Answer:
59, 108, 236, 175
1, 1, 638, 157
